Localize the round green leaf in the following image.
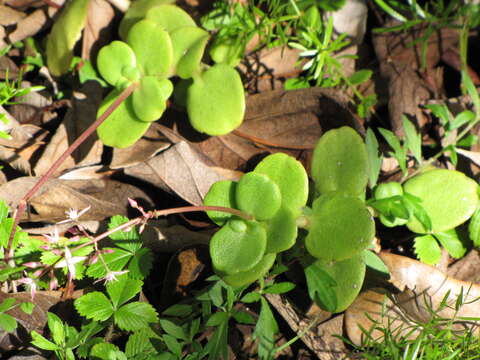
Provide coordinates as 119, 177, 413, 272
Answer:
264, 206, 297, 254
254, 153, 308, 213
312, 253, 366, 312
46, 0, 89, 76
204, 180, 237, 226
146, 4, 196, 33
118, 0, 175, 39
127, 19, 173, 77
305, 192, 375, 261
221, 253, 276, 288
132, 77, 172, 122
97, 89, 150, 148
236, 173, 281, 221
374, 182, 403, 199
187, 64, 245, 135
311, 126, 368, 196
209, 37, 244, 67
210, 219, 266, 275
170, 26, 209, 79
404, 169, 479, 233
96, 41, 137, 88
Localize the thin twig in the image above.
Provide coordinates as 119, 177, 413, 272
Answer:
5, 83, 138, 264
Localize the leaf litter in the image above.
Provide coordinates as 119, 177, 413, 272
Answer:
1, 1, 480, 359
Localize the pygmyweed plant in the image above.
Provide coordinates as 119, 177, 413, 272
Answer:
95, 4, 245, 148
204, 126, 377, 313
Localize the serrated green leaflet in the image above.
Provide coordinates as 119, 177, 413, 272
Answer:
414, 234, 442, 265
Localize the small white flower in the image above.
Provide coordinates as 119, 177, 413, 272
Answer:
43, 227, 61, 244
55, 247, 86, 279
17, 277, 37, 300
58, 206, 91, 224
94, 270, 129, 284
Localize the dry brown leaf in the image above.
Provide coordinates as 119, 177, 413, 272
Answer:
345, 252, 480, 346
0, 177, 126, 222
159, 245, 210, 308
34, 82, 103, 176
124, 141, 230, 206
82, 0, 114, 60
266, 293, 352, 360
111, 122, 171, 169
142, 219, 210, 253
8, 8, 48, 43
197, 87, 362, 171
0, 5, 25, 26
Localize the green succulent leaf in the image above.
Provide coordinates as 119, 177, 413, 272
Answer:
309, 253, 366, 312
204, 180, 237, 226
132, 77, 172, 122
469, 206, 480, 247
264, 206, 297, 253
253, 153, 309, 213
236, 173, 281, 221
304, 261, 337, 313
306, 192, 375, 261
119, 0, 175, 39
221, 253, 276, 288
146, 4, 196, 32
210, 219, 266, 275
127, 19, 173, 77
170, 26, 209, 79
404, 169, 479, 233
46, 0, 89, 76
209, 37, 244, 67
414, 234, 442, 265
312, 126, 369, 196
97, 89, 150, 148
97, 41, 137, 88
187, 64, 245, 135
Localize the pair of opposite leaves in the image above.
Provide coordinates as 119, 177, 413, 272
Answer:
96, 4, 245, 148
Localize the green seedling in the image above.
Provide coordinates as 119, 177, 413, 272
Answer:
205, 126, 378, 313
404, 169, 478, 234
205, 153, 309, 287
94, 4, 245, 148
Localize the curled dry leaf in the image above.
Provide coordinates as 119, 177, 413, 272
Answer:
345, 252, 480, 346
0, 177, 127, 222
8, 8, 48, 43
197, 87, 363, 171
124, 141, 236, 206
110, 122, 170, 169
0, 5, 25, 26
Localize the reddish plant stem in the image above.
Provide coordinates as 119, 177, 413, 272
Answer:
5, 83, 138, 264
36, 205, 249, 279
